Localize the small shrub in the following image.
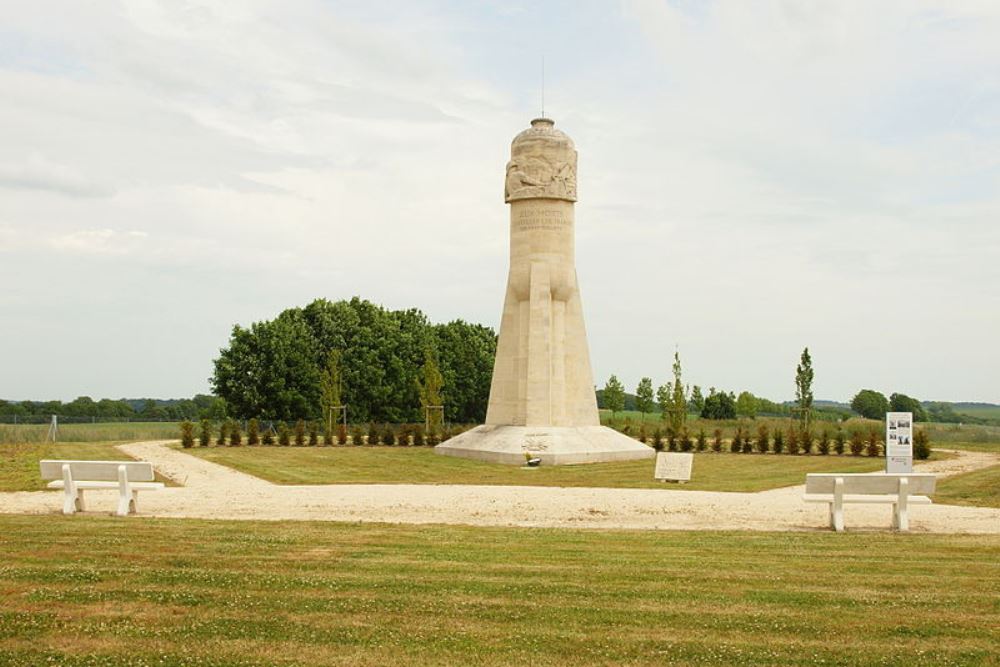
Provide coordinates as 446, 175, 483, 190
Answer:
800, 429, 812, 455
621, 419, 632, 436
772, 429, 784, 454
247, 418, 260, 446
914, 429, 931, 460
741, 430, 753, 453
696, 429, 707, 452
229, 420, 242, 447
680, 429, 693, 453
367, 422, 379, 446
652, 428, 664, 452
350, 425, 364, 446
817, 428, 830, 455
637, 424, 648, 445
413, 425, 427, 447
294, 420, 306, 446
755, 424, 769, 454
382, 424, 396, 446
834, 429, 846, 455
308, 421, 319, 446
849, 430, 864, 456
216, 421, 228, 446
277, 422, 290, 447
398, 424, 412, 447
730, 427, 742, 453
786, 428, 799, 455
712, 429, 723, 453
337, 423, 348, 446
865, 429, 881, 457
667, 431, 678, 452
180, 421, 195, 448
322, 425, 334, 446
199, 419, 211, 447
262, 424, 275, 446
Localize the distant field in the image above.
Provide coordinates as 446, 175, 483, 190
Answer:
0, 442, 175, 492
953, 404, 1000, 422
1, 515, 997, 666
0, 421, 180, 444
183, 445, 892, 492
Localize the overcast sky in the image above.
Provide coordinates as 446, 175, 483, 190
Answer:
1, 0, 998, 404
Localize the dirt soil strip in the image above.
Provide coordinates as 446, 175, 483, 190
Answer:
1, 442, 997, 533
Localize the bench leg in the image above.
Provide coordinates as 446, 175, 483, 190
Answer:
75, 488, 86, 512
832, 478, 845, 532
893, 479, 910, 532
62, 486, 77, 515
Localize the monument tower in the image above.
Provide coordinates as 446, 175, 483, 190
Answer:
436, 118, 653, 465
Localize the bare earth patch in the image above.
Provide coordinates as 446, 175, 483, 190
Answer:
1, 441, 997, 533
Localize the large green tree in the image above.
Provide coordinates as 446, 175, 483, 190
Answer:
212, 297, 496, 423
850, 389, 889, 420
701, 389, 736, 420
603, 375, 626, 418
417, 347, 445, 429
656, 383, 672, 420
889, 393, 927, 421
735, 391, 757, 418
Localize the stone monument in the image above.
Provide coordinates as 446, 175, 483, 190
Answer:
436, 118, 654, 465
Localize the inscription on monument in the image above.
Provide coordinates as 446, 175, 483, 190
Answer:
514, 207, 568, 234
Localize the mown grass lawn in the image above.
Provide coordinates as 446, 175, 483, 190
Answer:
0, 515, 997, 666
0, 442, 174, 491
935, 464, 1000, 508
179, 444, 893, 492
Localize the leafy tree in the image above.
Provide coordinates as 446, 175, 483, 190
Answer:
417, 347, 445, 430
603, 375, 626, 418
688, 385, 705, 415
701, 390, 736, 420
212, 298, 496, 424
656, 383, 672, 421
889, 393, 927, 421
851, 389, 889, 420
795, 347, 814, 427
319, 349, 344, 437
635, 378, 655, 419
735, 391, 757, 418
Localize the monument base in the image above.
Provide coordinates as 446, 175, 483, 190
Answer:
435, 425, 654, 466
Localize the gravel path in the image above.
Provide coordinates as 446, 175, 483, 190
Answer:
2, 442, 997, 533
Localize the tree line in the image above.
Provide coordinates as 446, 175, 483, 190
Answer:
212, 297, 496, 423
0, 395, 226, 422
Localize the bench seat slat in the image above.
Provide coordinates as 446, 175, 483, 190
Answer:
803, 493, 932, 505
47, 481, 165, 491
39, 460, 155, 482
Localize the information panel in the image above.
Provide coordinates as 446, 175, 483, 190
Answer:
886, 411, 913, 473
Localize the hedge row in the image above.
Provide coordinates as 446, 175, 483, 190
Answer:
622, 423, 932, 459
179, 419, 475, 449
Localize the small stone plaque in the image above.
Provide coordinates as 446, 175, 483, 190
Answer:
654, 452, 693, 482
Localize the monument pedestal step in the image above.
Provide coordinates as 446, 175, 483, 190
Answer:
435, 425, 654, 466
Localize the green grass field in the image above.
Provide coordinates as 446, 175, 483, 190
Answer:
0, 442, 175, 491
935, 465, 1000, 509
182, 445, 894, 492
0, 515, 996, 666
0, 421, 180, 444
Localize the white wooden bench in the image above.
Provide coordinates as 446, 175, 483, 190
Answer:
803, 473, 936, 532
39, 460, 164, 517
